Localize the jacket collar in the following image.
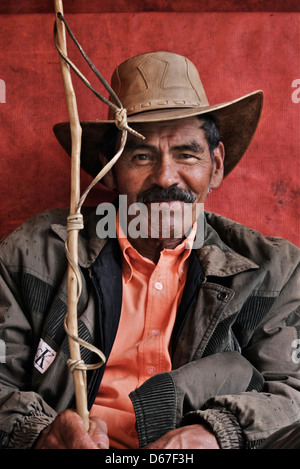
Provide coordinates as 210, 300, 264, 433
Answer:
51, 209, 259, 277
197, 212, 259, 278
51, 210, 107, 268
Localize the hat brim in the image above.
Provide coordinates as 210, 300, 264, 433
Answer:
53, 90, 263, 179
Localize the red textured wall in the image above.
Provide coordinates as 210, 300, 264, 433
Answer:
0, 8, 299, 246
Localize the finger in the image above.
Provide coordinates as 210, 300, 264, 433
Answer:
35, 410, 109, 449
88, 417, 110, 449
47, 410, 93, 449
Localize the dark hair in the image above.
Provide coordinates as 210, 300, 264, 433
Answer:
197, 114, 222, 160
98, 113, 222, 162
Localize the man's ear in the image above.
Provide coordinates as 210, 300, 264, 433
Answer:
210, 142, 225, 189
99, 153, 118, 191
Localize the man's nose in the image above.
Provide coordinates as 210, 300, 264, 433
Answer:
150, 157, 181, 188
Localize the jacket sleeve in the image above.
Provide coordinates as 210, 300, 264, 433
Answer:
193, 258, 300, 449
129, 351, 263, 448
0, 257, 57, 448
130, 258, 300, 449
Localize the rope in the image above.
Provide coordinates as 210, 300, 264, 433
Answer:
55, 12, 122, 111
53, 12, 144, 375
54, 11, 145, 211
64, 317, 106, 372
53, 14, 144, 140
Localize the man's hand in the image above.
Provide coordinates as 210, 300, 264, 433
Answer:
144, 424, 220, 449
34, 409, 109, 449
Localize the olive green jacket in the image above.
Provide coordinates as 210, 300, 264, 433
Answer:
0, 209, 300, 449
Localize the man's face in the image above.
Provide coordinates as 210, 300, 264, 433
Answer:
103, 116, 224, 241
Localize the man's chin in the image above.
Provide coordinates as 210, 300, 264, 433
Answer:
120, 198, 201, 241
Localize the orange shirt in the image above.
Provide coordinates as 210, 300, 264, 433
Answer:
90, 216, 195, 449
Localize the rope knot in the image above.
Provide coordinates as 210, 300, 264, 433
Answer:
67, 213, 84, 232
114, 108, 145, 140
114, 108, 128, 131
67, 358, 87, 373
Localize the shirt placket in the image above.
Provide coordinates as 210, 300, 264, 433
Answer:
138, 257, 175, 385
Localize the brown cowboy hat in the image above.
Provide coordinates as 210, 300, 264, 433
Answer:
53, 51, 263, 178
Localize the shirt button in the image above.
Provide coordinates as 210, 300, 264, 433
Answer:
154, 281, 163, 290
151, 329, 160, 336
147, 366, 156, 375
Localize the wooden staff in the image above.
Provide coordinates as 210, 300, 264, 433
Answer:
54, 0, 89, 430
53, 4, 144, 434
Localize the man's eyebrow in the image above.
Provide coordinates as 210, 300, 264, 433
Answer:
124, 140, 205, 154
124, 141, 156, 152
171, 141, 206, 154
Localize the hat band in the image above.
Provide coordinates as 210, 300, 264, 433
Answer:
108, 99, 203, 118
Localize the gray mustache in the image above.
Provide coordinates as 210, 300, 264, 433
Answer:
137, 184, 196, 204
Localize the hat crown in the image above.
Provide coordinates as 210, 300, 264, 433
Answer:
108, 51, 209, 118
53, 51, 263, 181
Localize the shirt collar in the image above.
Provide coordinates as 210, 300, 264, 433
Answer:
116, 211, 196, 284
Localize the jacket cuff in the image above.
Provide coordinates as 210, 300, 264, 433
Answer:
181, 407, 244, 449
7, 413, 55, 449
129, 372, 177, 448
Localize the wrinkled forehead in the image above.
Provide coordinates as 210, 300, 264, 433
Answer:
127, 116, 207, 143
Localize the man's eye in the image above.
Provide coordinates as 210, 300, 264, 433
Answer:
137, 154, 149, 160
178, 153, 197, 160
132, 154, 151, 164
